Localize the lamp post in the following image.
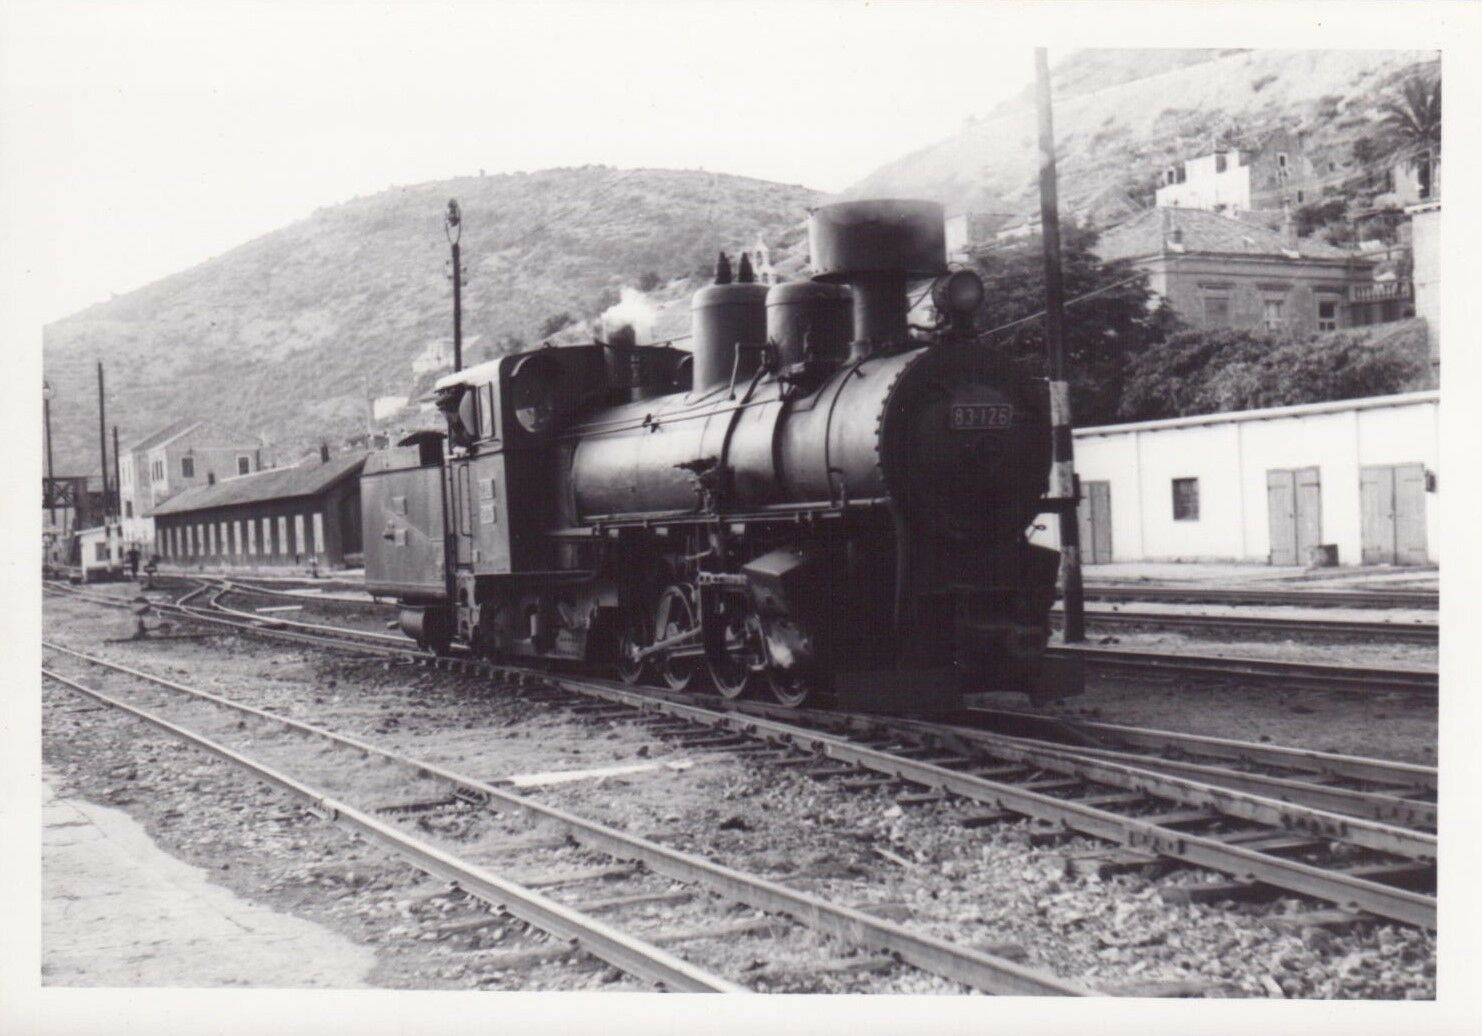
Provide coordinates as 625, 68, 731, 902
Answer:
43, 380, 56, 539
445, 199, 463, 373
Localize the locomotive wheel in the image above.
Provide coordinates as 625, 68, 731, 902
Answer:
615, 607, 649, 685
707, 609, 766, 700
654, 585, 699, 692
766, 669, 818, 708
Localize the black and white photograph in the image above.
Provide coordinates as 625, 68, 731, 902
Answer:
4, 1, 1478, 1032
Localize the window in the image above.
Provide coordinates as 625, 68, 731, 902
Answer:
1277, 153, 1288, 168
1215, 153, 1227, 174
1262, 298, 1285, 331
1172, 478, 1200, 521
94, 542, 109, 561
1203, 295, 1231, 326
125, 500, 133, 518
1317, 300, 1338, 332
151, 459, 163, 481
1296, 190, 1304, 204
181, 456, 195, 479
237, 455, 252, 476
482, 384, 497, 439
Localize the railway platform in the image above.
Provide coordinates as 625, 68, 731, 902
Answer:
41, 772, 374, 987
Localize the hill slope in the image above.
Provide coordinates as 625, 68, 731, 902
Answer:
42, 167, 821, 472
846, 48, 1438, 218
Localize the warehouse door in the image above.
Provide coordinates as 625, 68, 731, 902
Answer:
1266, 467, 1321, 566
1361, 463, 1428, 565
1076, 480, 1113, 564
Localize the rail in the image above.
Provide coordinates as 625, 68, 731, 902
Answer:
42, 640, 1091, 996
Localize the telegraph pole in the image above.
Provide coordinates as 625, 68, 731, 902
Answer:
445, 199, 463, 373
96, 362, 111, 522
112, 425, 123, 523
1035, 46, 1085, 642
43, 380, 56, 529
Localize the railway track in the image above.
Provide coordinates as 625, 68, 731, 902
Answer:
1046, 644, 1437, 696
1080, 584, 1438, 611
41, 642, 1089, 995
45, 580, 1438, 929
202, 579, 1440, 695
1056, 607, 1439, 644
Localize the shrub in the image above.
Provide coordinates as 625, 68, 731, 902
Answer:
1117, 322, 1426, 422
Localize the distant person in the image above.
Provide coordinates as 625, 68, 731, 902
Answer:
125, 545, 141, 579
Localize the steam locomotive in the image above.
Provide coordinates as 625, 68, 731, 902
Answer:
362, 199, 1080, 711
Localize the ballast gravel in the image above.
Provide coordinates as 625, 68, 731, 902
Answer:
41, 586, 1435, 997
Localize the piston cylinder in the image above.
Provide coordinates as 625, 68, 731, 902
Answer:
691, 281, 768, 392
766, 281, 852, 365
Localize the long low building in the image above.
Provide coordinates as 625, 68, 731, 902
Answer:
149, 451, 367, 569
1033, 391, 1438, 567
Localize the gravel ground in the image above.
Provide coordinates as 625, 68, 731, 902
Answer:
1001, 673, 1437, 765
41, 587, 1437, 997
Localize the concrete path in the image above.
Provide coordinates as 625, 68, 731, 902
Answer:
42, 775, 376, 987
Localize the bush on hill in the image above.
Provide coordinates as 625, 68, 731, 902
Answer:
1116, 319, 1429, 422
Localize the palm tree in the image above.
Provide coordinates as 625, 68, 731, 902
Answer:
1378, 75, 1441, 177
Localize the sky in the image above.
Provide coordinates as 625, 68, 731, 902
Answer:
0, 0, 1046, 351
0, 1, 1474, 354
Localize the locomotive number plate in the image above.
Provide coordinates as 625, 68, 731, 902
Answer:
951, 403, 1013, 430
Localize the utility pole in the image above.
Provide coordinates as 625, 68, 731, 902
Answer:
43, 380, 56, 530
96, 362, 110, 523
1035, 46, 1085, 643
445, 199, 463, 373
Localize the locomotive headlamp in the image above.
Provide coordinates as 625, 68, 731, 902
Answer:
933, 269, 985, 316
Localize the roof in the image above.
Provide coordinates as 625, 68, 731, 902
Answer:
127, 418, 202, 453
1095, 206, 1361, 263
1076, 390, 1437, 439
149, 452, 368, 517
434, 357, 502, 390
127, 417, 260, 454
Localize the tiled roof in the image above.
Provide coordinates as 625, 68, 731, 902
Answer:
127, 419, 201, 453
149, 452, 368, 517
1095, 206, 1361, 263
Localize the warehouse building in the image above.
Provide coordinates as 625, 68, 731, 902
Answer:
150, 451, 367, 570
1033, 391, 1438, 567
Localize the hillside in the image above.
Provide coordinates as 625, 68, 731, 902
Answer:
846, 48, 1439, 220
42, 167, 822, 473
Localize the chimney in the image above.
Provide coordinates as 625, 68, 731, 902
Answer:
1281, 204, 1297, 247
1160, 208, 1182, 251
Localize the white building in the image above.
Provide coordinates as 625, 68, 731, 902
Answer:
412, 337, 456, 374
1155, 149, 1253, 214
372, 395, 410, 421
1033, 392, 1438, 567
